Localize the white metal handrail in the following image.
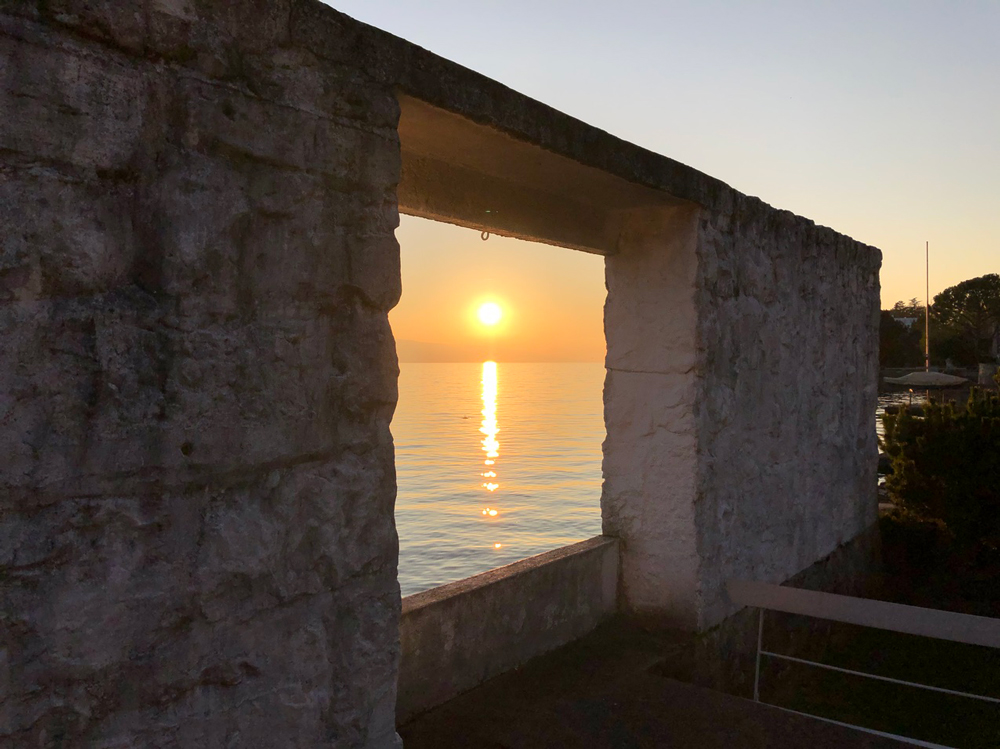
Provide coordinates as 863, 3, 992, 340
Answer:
726, 579, 1000, 748
727, 579, 1000, 648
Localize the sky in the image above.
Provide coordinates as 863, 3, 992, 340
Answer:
325, 0, 999, 361
388, 219, 606, 362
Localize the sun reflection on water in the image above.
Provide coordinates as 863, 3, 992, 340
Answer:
480, 361, 501, 520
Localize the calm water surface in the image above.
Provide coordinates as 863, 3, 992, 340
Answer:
876, 391, 926, 440
393, 362, 605, 596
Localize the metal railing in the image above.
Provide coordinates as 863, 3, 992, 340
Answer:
727, 579, 1000, 749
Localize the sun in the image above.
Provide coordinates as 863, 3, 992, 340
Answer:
477, 302, 503, 326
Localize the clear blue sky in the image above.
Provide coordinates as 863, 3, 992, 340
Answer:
326, 0, 998, 315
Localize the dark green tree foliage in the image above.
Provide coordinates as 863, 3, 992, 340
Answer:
879, 311, 923, 367
891, 298, 923, 318
882, 382, 1000, 551
928, 317, 979, 368
931, 274, 1000, 365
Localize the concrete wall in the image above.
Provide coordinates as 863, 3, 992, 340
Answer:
693, 195, 881, 627
397, 536, 619, 723
603, 194, 881, 630
1, 3, 402, 746
602, 205, 703, 625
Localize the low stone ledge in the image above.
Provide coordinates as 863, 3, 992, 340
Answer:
397, 535, 619, 723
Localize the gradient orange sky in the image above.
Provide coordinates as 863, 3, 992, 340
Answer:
389, 218, 605, 362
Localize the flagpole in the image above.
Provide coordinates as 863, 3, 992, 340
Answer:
925, 241, 930, 372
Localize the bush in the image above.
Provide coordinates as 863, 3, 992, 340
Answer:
881, 384, 1000, 552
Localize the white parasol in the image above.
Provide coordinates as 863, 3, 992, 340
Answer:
883, 371, 968, 388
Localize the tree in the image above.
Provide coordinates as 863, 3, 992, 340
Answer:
880, 311, 922, 367
931, 274, 1000, 364
891, 298, 923, 319
928, 317, 978, 368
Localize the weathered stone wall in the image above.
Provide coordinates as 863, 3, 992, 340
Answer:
602, 205, 702, 624
693, 193, 881, 627
1, 3, 402, 746
603, 196, 881, 630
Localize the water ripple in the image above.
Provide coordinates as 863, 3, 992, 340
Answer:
393, 362, 605, 596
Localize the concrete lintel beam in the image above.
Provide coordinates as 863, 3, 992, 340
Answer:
398, 153, 619, 255
397, 94, 686, 254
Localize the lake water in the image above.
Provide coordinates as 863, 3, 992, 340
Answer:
394, 362, 907, 597
393, 362, 605, 596
876, 390, 927, 440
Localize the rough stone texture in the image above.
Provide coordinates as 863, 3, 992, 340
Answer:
604, 195, 881, 630
397, 536, 618, 723
602, 205, 702, 625
2, 4, 401, 747
693, 194, 881, 627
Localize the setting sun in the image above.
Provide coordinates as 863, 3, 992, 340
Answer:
477, 302, 503, 326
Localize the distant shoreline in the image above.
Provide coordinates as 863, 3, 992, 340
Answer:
398, 359, 605, 364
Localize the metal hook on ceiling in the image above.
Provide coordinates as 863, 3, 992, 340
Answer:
481, 230, 490, 241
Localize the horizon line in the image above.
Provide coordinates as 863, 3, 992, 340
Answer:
397, 359, 605, 364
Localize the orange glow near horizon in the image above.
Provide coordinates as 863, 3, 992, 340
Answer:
389, 216, 606, 363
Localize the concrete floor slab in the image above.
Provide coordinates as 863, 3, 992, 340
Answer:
399, 620, 910, 749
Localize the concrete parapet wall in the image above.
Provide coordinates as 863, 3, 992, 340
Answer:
397, 536, 619, 723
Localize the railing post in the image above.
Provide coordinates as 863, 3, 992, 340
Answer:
754, 607, 764, 702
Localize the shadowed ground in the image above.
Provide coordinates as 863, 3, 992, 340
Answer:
399, 619, 908, 748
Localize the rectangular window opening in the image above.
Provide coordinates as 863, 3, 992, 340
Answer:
390, 215, 607, 596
